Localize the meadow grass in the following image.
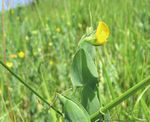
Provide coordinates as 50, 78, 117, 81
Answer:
0, 0, 150, 121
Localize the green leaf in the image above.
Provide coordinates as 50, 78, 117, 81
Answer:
141, 98, 150, 121
49, 109, 57, 122
58, 93, 90, 122
81, 85, 101, 115
71, 48, 98, 87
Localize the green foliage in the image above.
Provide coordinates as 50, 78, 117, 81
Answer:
58, 93, 91, 122
70, 48, 101, 117
0, 0, 150, 121
81, 85, 100, 115
71, 48, 98, 87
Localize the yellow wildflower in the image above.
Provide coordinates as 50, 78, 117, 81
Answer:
9, 54, 17, 58
56, 28, 61, 33
48, 42, 53, 46
79, 21, 110, 46
18, 51, 25, 58
95, 21, 110, 45
49, 60, 54, 65
6, 62, 13, 68
38, 48, 42, 52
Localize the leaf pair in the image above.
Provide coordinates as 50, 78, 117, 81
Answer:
58, 48, 101, 121
71, 48, 101, 115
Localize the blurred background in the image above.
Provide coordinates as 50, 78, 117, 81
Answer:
0, 0, 32, 10
0, 0, 150, 121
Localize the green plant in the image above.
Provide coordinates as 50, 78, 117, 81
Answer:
1, 21, 150, 122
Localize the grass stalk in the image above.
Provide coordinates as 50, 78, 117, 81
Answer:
0, 61, 63, 116
90, 76, 150, 121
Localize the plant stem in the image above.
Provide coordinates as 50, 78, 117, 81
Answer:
90, 76, 150, 121
0, 61, 63, 116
